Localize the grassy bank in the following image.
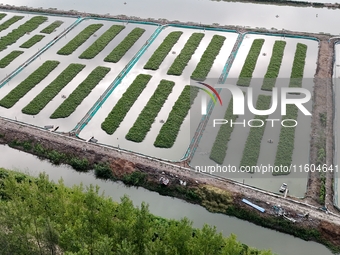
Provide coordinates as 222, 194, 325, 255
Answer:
0, 50, 23, 68
19, 34, 45, 48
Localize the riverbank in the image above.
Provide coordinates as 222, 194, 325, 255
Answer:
1, 117, 340, 253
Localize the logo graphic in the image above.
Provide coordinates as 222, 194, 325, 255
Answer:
197, 82, 222, 115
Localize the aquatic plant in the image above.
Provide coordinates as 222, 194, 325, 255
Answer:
19, 34, 45, 48
40, 20, 63, 34
0, 50, 23, 68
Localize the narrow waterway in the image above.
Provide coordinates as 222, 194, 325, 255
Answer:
0, 144, 334, 255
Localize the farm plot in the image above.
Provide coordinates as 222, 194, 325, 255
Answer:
0, 17, 158, 132
0, 11, 77, 81
78, 27, 238, 161
190, 34, 318, 197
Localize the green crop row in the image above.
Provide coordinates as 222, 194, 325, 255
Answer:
0, 50, 23, 68
167, 33, 204, 76
143, 31, 183, 70
101, 74, 152, 135
237, 39, 265, 86
209, 98, 238, 164
289, 43, 307, 88
57, 24, 103, 55
79, 25, 125, 59
22, 63, 86, 115
239, 95, 272, 169
261, 40, 286, 91
154, 85, 199, 148
0, 16, 47, 51
0, 16, 23, 33
273, 105, 298, 175
104, 27, 145, 63
0, 60, 59, 108
125, 79, 175, 143
40, 20, 63, 34
0, 13, 6, 20
191, 35, 226, 81
19, 34, 45, 48
50, 66, 111, 119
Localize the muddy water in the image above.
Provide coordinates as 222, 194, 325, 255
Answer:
0, 144, 334, 255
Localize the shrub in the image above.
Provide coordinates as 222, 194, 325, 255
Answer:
209, 98, 238, 164
154, 86, 199, 148
101, 74, 152, 134
239, 95, 271, 169
0, 50, 23, 68
22, 63, 86, 115
50, 66, 110, 118
144, 31, 183, 70
167, 33, 204, 75
79, 24, 125, 59
261, 40, 286, 91
40, 20, 63, 34
57, 24, 103, 55
104, 27, 145, 63
125, 79, 175, 142
237, 39, 264, 86
19, 34, 45, 48
94, 163, 114, 180
0, 16, 48, 51
122, 171, 147, 186
191, 35, 226, 81
0, 60, 59, 108
69, 157, 89, 172
289, 43, 307, 88
0, 16, 23, 33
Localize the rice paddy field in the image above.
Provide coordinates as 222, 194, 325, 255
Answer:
190, 34, 319, 197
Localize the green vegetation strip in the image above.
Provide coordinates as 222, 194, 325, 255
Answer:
125, 80, 175, 142
0, 50, 23, 68
57, 24, 103, 55
79, 25, 125, 59
101, 74, 152, 135
0, 13, 6, 20
0, 60, 59, 108
210, 98, 238, 164
22, 63, 86, 115
50, 66, 110, 119
237, 39, 265, 86
104, 27, 145, 63
273, 105, 298, 174
289, 43, 307, 88
154, 86, 199, 148
191, 35, 226, 81
144, 31, 183, 70
239, 95, 271, 169
0, 16, 23, 33
40, 20, 63, 34
167, 33, 205, 76
19, 34, 45, 48
261, 40, 286, 91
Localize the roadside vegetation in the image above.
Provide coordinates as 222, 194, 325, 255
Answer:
289, 43, 307, 88
79, 25, 125, 59
0, 60, 59, 108
50, 66, 110, 118
239, 95, 272, 169
144, 31, 183, 70
237, 39, 265, 86
261, 40, 286, 91
0, 168, 274, 255
167, 33, 205, 75
125, 80, 175, 142
210, 98, 238, 164
40, 20, 63, 33
19, 34, 45, 48
0, 16, 48, 51
0, 16, 23, 32
22, 63, 86, 115
101, 74, 152, 135
154, 85, 199, 148
104, 27, 145, 63
57, 24, 103, 55
191, 35, 226, 81
0, 50, 23, 68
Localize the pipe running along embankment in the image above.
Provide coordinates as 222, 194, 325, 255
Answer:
0, 16, 83, 89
